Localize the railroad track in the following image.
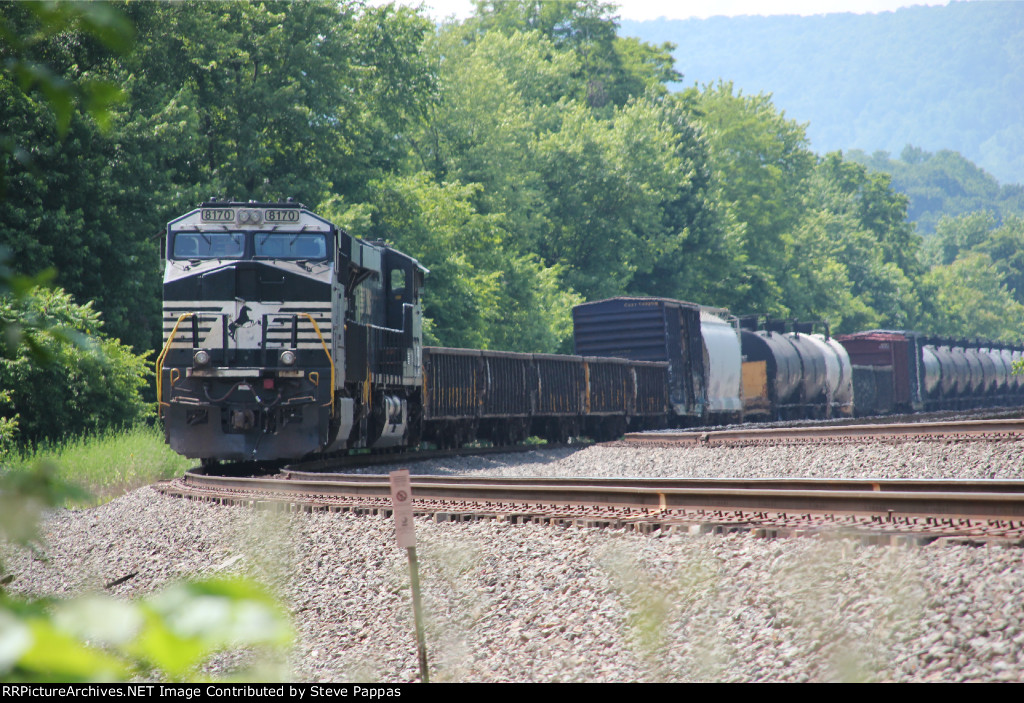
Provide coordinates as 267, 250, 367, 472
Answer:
623, 418, 1024, 447
206, 440, 584, 475
204, 416, 1023, 476
157, 471, 1024, 546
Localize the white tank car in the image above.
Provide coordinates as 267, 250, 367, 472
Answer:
809, 333, 855, 417
921, 345, 942, 397
985, 347, 1010, 391
700, 310, 743, 420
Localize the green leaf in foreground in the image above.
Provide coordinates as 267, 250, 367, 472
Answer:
1, 578, 292, 682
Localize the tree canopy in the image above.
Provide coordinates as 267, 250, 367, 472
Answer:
1, 0, 1020, 369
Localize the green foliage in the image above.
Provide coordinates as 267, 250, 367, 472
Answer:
690, 81, 815, 313
422, 17, 728, 314
2, 1, 439, 353
0, 1, 132, 142
685, 84, 926, 333
2, 567, 291, 682
0, 461, 290, 685
325, 173, 583, 352
848, 146, 1024, 235
804, 154, 923, 331
925, 211, 999, 268
918, 251, 1024, 340
0, 286, 150, 446
917, 213, 1024, 338
975, 215, 1024, 301
6, 424, 191, 504
1, 1, 153, 352
2, 0, 1020, 362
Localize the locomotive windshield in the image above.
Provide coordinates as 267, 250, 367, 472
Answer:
254, 232, 329, 260
172, 231, 245, 259
170, 231, 330, 260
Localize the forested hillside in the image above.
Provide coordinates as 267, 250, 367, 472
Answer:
2, 0, 1023, 388
621, 1, 1024, 186
846, 147, 1024, 236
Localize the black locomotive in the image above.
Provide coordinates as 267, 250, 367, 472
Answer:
158, 200, 425, 463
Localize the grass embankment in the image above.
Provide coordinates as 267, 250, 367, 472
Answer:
5, 424, 192, 506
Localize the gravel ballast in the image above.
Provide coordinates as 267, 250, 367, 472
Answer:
4, 440, 1024, 682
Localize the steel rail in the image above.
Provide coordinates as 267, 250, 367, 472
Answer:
180, 471, 1024, 521
625, 418, 1024, 444
277, 471, 1024, 495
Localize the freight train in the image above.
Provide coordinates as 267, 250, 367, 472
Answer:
158, 201, 1024, 464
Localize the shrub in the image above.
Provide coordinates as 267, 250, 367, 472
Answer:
0, 287, 151, 446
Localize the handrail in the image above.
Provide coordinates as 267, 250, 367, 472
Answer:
298, 312, 335, 416
156, 312, 194, 417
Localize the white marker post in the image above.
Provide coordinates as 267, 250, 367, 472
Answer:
389, 469, 429, 683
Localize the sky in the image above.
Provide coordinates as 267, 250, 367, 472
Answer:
404, 0, 956, 22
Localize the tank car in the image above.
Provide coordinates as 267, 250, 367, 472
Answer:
738, 318, 852, 420
158, 200, 425, 463
835, 331, 1024, 415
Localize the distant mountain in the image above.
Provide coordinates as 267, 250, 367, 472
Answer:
621, 1, 1024, 186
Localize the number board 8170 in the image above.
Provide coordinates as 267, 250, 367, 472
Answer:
264, 209, 301, 223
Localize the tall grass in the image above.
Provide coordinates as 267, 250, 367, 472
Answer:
4, 424, 193, 506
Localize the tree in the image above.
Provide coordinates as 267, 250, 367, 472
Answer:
803, 153, 923, 331
918, 251, 1024, 340
690, 81, 816, 314
0, 1, 155, 350
0, 287, 150, 446
464, 1, 679, 109
975, 215, 1024, 303
925, 210, 998, 267
324, 172, 582, 353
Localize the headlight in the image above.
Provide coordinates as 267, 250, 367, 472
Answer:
279, 350, 297, 366
193, 349, 211, 367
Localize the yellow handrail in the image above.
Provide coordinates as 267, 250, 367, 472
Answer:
155, 312, 194, 417
298, 312, 335, 416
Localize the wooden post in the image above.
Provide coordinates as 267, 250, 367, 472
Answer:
389, 469, 429, 683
